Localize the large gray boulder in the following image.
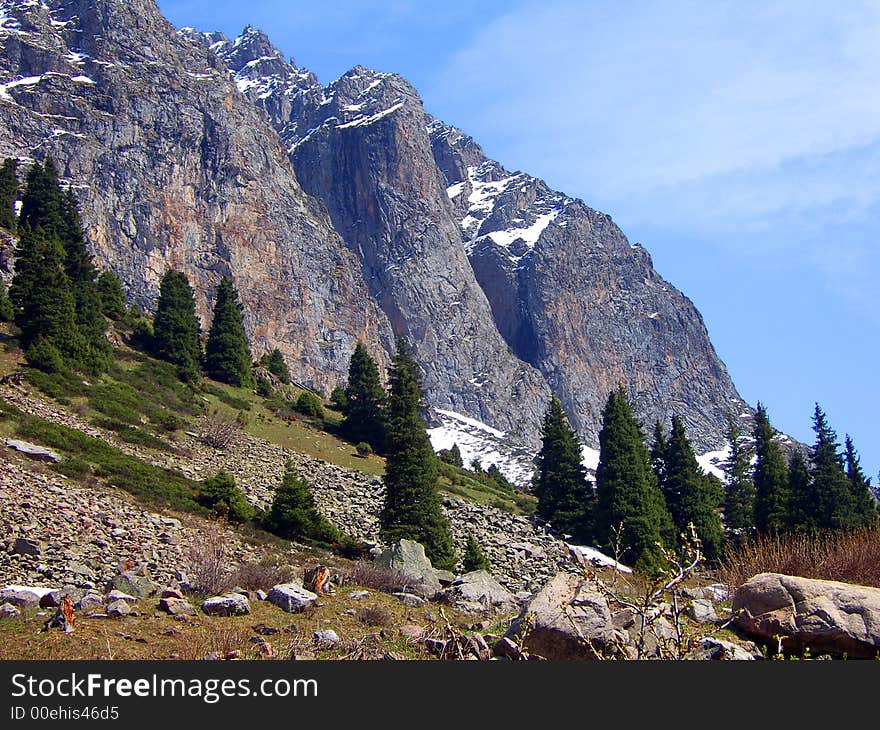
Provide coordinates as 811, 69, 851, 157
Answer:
267, 583, 317, 614
504, 572, 616, 659
373, 540, 447, 597
436, 570, 518, 614
732, 573, 880, 658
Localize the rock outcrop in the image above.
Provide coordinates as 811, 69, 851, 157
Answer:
732, 573, 880, 658
0, 0, 392, 393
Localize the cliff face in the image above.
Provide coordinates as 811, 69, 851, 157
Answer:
208, 26, 748, 450
0, 0, 393, 392
429, 122, 749, 448
0, 3, 750, 455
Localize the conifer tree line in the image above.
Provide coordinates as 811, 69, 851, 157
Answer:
534, 388, 877, 573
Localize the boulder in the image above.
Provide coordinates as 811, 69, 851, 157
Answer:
106, 599, 131, 618
12, 537, 44, 557
313, 630, 340, 647
110, 572, 158, 600
0, 603, 21, 619
504, 573, 616, 659
5, 439, 60, 462
732, 573, 880, 658
106, 590, 138, 604
373, 540, 444, 597
436, 570, 518, 614
0, 585, 56, 608
267, 583, 317, 614
158, 597, 196, 616
201, 593, 250, 617
76, 593, 104, 613
38, 591, 63, 608
392, 592, 426, 608
687, 598, 719, 624
689, 637, 759, 661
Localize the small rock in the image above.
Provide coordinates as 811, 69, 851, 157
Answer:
255, 590, 268, 601
76, 593, 104, 613
201, 593, 250, 617
392, 592, 425, 608
160, 588, 183, 600
159, 598, 196, 616
313, 629, 340, 647
106, 600, 131, 618
12, 537, 43, 558
687, 598, 719, 624
110, 573, 158, 600
349, 591, 370, 600
267, 583, 317, 614
0, 603, 21, 619
106, 590, 138, 604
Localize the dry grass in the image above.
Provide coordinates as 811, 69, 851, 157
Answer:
231, 556, 297, 591
340, 562, 410, 594
719, 527, 880, 590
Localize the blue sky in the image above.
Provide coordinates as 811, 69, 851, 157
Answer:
158, 0, 880, 479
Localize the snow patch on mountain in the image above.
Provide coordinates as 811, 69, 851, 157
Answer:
427, 409, 535, 486
697, 447, 730, 482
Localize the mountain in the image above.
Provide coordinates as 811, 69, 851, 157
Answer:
197, 25, 750, 452
0, 1, 752, 477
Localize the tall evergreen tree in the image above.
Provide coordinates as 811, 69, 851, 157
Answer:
844, 436, 877, 528
809, 405, 855, 531
661, 415, 724, 560
59, 188, 108, 370
379, 338, 454, 570
650, 421, 668, 490
786, 449, 814, 532
721, 413, 755, 535
204, 276, 253, 388
152, 270, 201, 381
752, 403, 791, 534
96, 270, 126, 320
8, 227, 86, 369
594, 388, 673, 574
0, 157, 19, 230
533, 396, 594, 543
341, 341, 386, 452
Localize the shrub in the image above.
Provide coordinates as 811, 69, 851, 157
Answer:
329, 386, 348, 411
186, 524, 234, 595
259, 349, 290, 384
197, 470, 255, 524
462, 533, 490, 573
199, 409, 240, 450
25, 339, 66, 373
129, 316, 154, 351
231, 556, 296, 591
357, 606, 392, 627
341, 562, 409, 594
295, 391, 324, 419
355, 441, 373, 457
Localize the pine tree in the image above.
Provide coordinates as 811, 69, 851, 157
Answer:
263, 462, 340, 546
809, 405, 855, 531
594, 389, 673, 574
59, 188, 109, 371
786, 449, 813, 532
0, 282, 13, 322
197, 470, 254, 523
721, 413, 755, 535
0, 157, 19, 230
341, 341, 386, 452
379, 338, 455, 570
18, 158, 63, 235
96, 270, 126, 320
752, 403, 791, 534
204, 276, 253, 388
462, 533, 490, 573
650, 421, 668, 490
438, 443, 463, 468
9, 227, 87, 370
533, 396, 594, 543
152, 270, 201, 381
259, 348, 290, 384
661, 415, 724, 560
844, 436, 877, 528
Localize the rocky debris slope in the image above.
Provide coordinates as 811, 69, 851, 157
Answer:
0, 457, 259, 590
0, 0, 392, 392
